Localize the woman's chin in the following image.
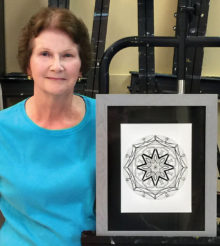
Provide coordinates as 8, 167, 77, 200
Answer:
37, 85, 74, 97
47, 90, 73, 97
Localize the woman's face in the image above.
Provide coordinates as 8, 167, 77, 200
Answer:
28, 28, 82, 97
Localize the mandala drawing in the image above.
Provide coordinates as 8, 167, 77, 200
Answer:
123, 135, 188, 200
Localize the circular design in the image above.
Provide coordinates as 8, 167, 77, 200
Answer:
123, 135, 188, 199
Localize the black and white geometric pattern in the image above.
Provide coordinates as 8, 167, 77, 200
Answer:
123, 135, 188, 199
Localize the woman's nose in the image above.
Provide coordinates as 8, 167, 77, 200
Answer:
50, 56, 64, 72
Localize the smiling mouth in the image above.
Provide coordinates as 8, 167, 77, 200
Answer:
46, 77, 66, 80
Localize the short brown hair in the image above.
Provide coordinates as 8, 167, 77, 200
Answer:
18, 7, 92, 76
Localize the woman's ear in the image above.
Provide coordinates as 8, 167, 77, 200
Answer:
27, 66, 32, 77
27, 66, 33, 80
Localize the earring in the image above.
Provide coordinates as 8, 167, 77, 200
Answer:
78, 77, 82, 82
27, 75, 32, 80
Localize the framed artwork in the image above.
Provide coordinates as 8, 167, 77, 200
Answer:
96, 94, 217, 237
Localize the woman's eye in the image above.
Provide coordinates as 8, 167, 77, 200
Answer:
41, 51, 49, 56
64, 53, 73, 58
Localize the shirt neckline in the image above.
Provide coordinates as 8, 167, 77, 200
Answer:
21, 95, 89, 136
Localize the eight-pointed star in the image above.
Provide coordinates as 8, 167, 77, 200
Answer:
137, 149, 174, 186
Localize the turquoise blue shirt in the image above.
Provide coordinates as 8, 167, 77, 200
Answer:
0, 95, 96, 246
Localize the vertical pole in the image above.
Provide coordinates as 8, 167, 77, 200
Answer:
174, 0, 210, 93
138, 0, 155, 93
190, 0, 210, 93
48, 0, 69, 8
86, 0, 110, 96
177, 0, 188, 94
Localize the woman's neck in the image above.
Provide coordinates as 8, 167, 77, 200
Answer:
25, 93, 85, 130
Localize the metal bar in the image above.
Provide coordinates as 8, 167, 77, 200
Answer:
173, 0, 210, 93
138, 0, 155, 93
99, 35, 220, 93
139, 72, 220, 95
181, 0, 200, 93
177, 0, 188, 92
48, 0, 69, 8
86, 0, 110, 97
178, 79, 185, 94
172, 1, 179, 76
92, 0, 110, 97
144, 0, 155, 92
190, 0, 210, 93
184, 0, 200, 93
58, 0, 69, 8
48, 0, 59, 7
138, 0, 148, 93
0, 0, 5, 76
86, 0, 103, 97
99, 36, 178, 93
186, 36, 220, 46
186, 0, 210, 93
172, 0, 188, 76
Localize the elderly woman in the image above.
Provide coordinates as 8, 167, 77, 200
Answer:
0, 7, 95, 246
